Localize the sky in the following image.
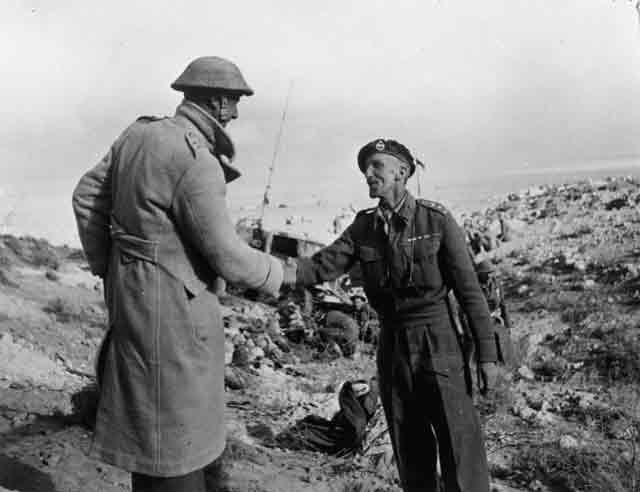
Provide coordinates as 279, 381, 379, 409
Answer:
1, 0, 640, 244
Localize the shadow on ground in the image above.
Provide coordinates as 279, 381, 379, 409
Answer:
0, 454, 56, 492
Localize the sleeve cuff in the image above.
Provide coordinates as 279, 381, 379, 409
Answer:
295, 257, 317, 286
257, 256, 283, 297
476, 336, 499, 363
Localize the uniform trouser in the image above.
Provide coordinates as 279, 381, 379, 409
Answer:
377, 314, 489, 492
131, 468, 205, 492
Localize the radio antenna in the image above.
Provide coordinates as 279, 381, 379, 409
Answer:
260, 80, 294, 225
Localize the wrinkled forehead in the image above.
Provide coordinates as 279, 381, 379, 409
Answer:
364, 152, 408, 169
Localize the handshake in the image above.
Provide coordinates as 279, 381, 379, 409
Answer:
254, 256, 298, 299
280, 257, 298, 286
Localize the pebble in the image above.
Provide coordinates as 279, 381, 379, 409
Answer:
248, 346, 265, 362
558, 435, 580, 450
517, 366, 535, 381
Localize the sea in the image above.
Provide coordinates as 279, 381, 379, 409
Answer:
2, 159, 639, 248
229, 159, 640, 245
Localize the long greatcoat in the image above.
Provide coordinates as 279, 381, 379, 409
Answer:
72, 101, 282, 476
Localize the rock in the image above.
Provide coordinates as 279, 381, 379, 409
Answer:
573, 259, 587, 272
232, 346, 251, 367
248, 346, 265, 362
511, 400, 537, 422
254, 334, 270, 350
246, 422, 275, 442
0, 333, 80, 391
517, 284, 529, 295
558, 434, 580, 450
257, 357, 275, 369
526, 186, 546, 197
525, 393, 544, 411
604, 196, 629, 210
265, 345, 284, 363
224, 340, 235, 365
517, 366, 535, 381
528, 479, 547, 492
272, 334, 291, 353
370, 447, 395, 476
224, 319, 242, 338
529, 347, 566, 379
323, 342, 343, 359
225, 367, 249, 390
232, 333, 246, 346
266, 317, 281, 334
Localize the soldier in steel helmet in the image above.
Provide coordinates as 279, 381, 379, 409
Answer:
475, 259, 513, 364
282, 139, 499, 492
72, 56, 283, 491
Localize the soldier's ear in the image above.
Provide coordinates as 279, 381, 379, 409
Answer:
396, 164, 409, 182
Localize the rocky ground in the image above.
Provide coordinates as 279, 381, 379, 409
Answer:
0, 175, 639, 492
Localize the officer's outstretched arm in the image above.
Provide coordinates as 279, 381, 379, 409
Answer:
440, 214, 497, 364
172, 154, 282, 297
72, 148, 114, 278
293, 225, 357, 287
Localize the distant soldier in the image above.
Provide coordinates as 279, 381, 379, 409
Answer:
475, 260, 509, 327
350, 288, 379, 344
497, 212, 512, 243
282, 138, 499, 492
475, 260, 513, 364
317, 310, 359, 357
464, 217, 491, 257
73, 57, 283, 492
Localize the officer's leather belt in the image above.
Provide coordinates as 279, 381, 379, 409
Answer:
380, 300, 449, 325
111, 216, 159, 265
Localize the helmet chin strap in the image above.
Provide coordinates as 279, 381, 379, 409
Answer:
185, 99, 237, 163
209, 94, 237, 126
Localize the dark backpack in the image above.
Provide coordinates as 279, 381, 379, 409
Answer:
274, 380, 380, 457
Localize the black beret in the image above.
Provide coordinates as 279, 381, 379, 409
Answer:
357, 139, 423, 177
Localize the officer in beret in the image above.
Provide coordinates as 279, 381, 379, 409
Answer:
283, 138, 498, 492
73, 56, 284, 492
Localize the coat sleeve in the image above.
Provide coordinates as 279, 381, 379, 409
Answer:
439, 213, 497, 362
295, 224, 357, 286
172, 148, 283, 296
72, 148, 114, 277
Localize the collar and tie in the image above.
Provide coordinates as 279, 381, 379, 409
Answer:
376, 193, 408, 235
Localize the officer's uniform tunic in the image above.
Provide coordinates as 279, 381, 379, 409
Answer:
296, 193, 497, 492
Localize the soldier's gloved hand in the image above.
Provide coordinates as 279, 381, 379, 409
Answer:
478, 361, 498, 396
282, 257, 297, 286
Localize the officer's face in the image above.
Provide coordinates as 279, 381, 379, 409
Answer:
211, 94, 240, 127
363, 153, 407, 199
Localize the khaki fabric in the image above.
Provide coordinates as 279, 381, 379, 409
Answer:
73, 101, 282, 476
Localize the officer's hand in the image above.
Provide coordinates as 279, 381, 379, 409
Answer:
478, 361, 498, 396
282, 257, 297, 286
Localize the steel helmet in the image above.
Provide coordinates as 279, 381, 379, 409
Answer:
171, 56, 254, 96
475, 260, 495, 275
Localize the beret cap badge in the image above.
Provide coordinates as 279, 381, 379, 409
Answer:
375, 140, 385, 152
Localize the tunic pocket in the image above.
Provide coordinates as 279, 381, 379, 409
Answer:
358, 245, 385, 288
404, 236, 441, 287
